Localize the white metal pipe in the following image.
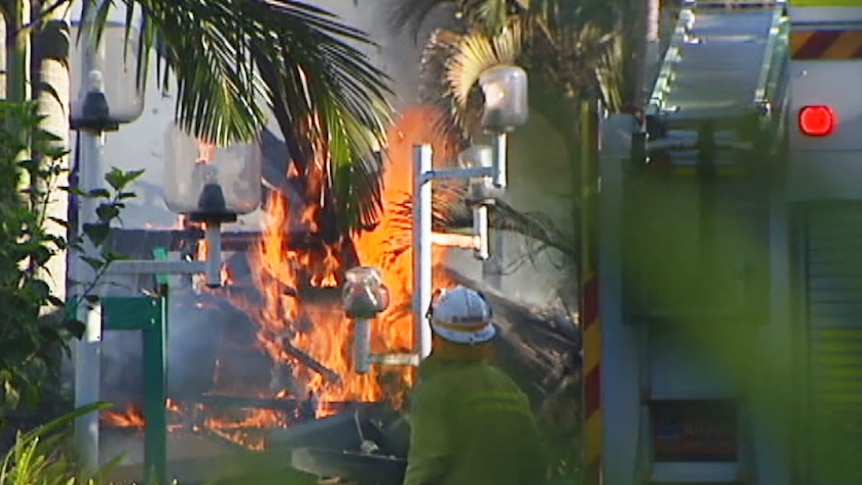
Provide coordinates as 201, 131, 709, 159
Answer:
72, 4, 104, 468
73, 129, 104, 472
422, 165, 494, 182
353, 319, 372, 374
473, 205, 490, 260
204, 224, 222, 288
413, 144, 433, 360
369, 353, 420, 366
431, 232, 478, 249
492, 134, 508, 188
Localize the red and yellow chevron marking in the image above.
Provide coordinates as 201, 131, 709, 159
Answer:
582, 271, 601, 485
791, 30, 862, 59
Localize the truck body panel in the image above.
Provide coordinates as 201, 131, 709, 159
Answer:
594, 1, 862, 483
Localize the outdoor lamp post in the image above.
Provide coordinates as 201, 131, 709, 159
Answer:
412, 64, 528, 360
69, 18, 146, 472
342, 267, 390, 374
90, 130, 261, 484
164, 123, 263, 286
70, 22, 146, 131
477, 65, 528, 288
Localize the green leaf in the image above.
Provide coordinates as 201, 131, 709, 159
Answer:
82, 222, 109, 246
60, 186, 86, 196
47, 217, 70, 229
95, 203, 120, 222
62, 319, 86, 340
29, 245, 53, 267
87, 188, 111, 199
118, 191, 137, 200
20, 401, 112, 442
105, 167, 144, 191
26, 280, 51, 300
16, 158, 38, 173
47, 296, 65, 308
104, 167, 126, 191
124, 168, 145, 184
103, 250, 129, 263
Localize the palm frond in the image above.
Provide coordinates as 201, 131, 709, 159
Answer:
448, 20, 522, 109
420, 19, 524, 138
386, 182, 576, 265
491, 199, 576, 262
592, 28, 626, 112
418, 28, 474, 143
86, 0, 395, 231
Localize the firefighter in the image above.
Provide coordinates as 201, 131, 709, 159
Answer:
403, 285, 547, 485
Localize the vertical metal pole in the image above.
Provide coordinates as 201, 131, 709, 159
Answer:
143, 292, 168, 484
204, 224, 222, 288
580, 100, 602, 485
473, 205, 490, 260
484, 134, 508, 289
353, 319, 372, 373
413, 144, 433, 359
491, 134, 508, 189
73, 4, 103, 469
73, 128, 103, 471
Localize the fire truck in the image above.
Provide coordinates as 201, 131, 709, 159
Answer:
586, 0, 862, 483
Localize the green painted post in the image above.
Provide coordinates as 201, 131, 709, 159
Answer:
142, 296, 167, 484
102, 256, 169, 485
145, 248, 169, 484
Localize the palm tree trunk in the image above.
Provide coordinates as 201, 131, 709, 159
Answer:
4, 0, 30, 195
0, 14, 5, 99
33, 0, 71, 304
4, 0, 29, 102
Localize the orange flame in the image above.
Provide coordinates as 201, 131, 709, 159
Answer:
247, 105, 458, 405
101, 399, 185, 431
102, 403, 145, 429
101, 106, 460, 448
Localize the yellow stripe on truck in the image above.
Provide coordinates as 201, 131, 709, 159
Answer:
791, 30, 862, 59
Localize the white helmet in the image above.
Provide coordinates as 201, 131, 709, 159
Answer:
426, 286, 496, 345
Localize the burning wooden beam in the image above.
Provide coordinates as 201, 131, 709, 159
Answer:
282, 340, 340, 384
261, 330, 341, 385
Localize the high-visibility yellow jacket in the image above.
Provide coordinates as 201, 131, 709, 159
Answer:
403, 357, 547, 485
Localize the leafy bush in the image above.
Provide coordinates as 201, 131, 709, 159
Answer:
0, 100, 142, 417
0, 402, 124, 485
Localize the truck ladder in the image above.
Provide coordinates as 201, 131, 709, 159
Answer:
644, 0, 790, 170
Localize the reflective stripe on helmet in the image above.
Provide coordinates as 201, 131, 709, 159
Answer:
432, 320, 489, 333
